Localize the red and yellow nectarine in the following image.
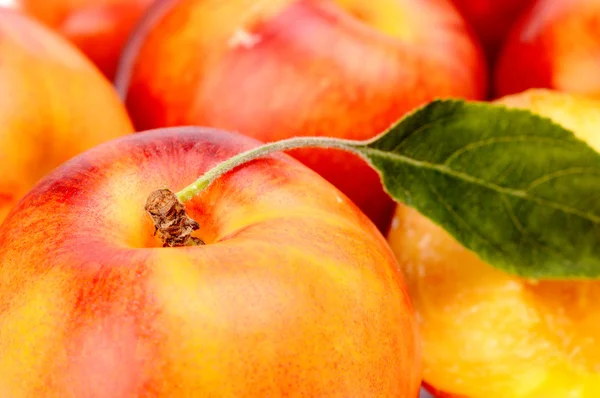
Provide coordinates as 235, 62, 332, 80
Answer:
3, 0, 155, 80
388, 89, 600, 397
0, 9, 133, 223
115, 0, 487, 233
495, 0, 600, 98
0, 127, 421, 397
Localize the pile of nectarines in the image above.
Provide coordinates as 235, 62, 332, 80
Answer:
0, 1, 598, 397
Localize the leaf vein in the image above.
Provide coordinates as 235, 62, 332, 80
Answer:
360, 147, 600, 224
500, 195, 570, 264
526, 167, 600, 191
443, 136, 577, 166
385, 115, 458, 154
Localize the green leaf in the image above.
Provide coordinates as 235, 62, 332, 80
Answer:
354, 99, 600, 279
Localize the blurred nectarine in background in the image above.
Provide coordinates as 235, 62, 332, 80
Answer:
495, 0, 600, 98
0, 9, 133, 222
2, 0, 154, 79
115, 0, 488, 232
388, 89, 600, 397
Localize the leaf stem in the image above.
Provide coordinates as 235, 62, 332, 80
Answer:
175, 136, 363, 202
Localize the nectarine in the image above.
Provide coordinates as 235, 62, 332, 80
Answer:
3, 0, 155, 80
0, 127, 421, 397
495, 0, 600, 98
0, 9, 133, 223
115, 0, 487, 233
388, 89, 600, 397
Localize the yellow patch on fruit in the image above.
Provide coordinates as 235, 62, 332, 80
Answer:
333, 0, 418, 42
148, 249, 239, 396
0, 270, 70, 396
495, 88, 600, 149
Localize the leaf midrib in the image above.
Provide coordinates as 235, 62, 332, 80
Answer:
358, 146, 600, 224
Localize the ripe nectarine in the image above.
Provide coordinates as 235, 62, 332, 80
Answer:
388, 89, 600, 397
0, 9, 133, 222
115, 0, 488, 233
495, 0, 600, 98
0, 127, 422, 397
3, 0, 154, 79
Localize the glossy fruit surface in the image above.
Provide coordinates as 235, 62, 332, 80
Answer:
0, 127, 421, 397
3, 0, 154, 79
495, 0, 600, 98
116, 0, 487, 233
0, 9, 133, 223
388, 89, 600, 397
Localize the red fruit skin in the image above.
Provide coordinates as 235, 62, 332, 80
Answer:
115, 0, 487, 234
494, 0, 600, 98
4, 0, 154, 80
450, 0, 533, 62
0, 127, 421, 397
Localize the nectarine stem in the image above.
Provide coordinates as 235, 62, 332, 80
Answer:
175, 136, 363, 203
145, 188, 205, 247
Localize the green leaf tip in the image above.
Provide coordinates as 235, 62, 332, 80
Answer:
355, 99, 600, 279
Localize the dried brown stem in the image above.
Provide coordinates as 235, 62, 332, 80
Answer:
145, 188, 205, 247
